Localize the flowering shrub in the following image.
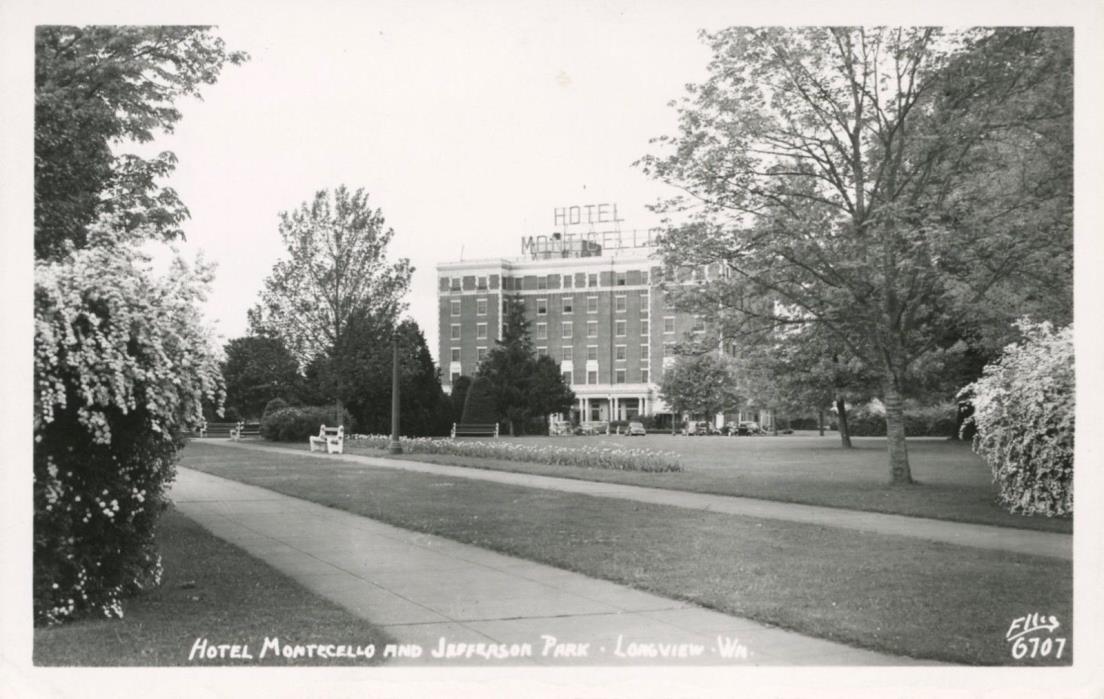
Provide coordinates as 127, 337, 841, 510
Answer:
349, 434, 682, 472
260, 405, 353, 441
962, 320, 1074, 516
34, 231, 225, 624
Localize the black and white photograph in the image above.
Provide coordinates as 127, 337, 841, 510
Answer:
1, 0, 1101, 697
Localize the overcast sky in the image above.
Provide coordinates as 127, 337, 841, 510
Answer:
135, 3, 742, 360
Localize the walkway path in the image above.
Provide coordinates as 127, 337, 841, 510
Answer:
172, 467, 929, 665
213, 440, 1072, 561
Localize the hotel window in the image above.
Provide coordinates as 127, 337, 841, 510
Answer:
548, 274, 557, 288
615, 368, 626, 384
640, 368, 650, 383
562, 296, 573, 314
476, 323, 487, 340
588, 273, 598, 287
476, 298, 487, 315
477, 275, 488, 290
664, 316, 676, 334
562, 274, 572, 288
615, 272, 626, 286
640, 292, 649, 313
640, 345, 649, 360
587, 296, 598, 313
641, 319, 649, 336
562, 322, 573, 339
586, 345, 598, 361
537, 346, 547, 356
587, 370, 598, 384
450, 347, 461, 362
664, 342, 675, 356
451, 371, 461, 384
615, 320, 626, 337
562, 371, 572, 384
450, 299, 461, 316
537, 298, 547, 315
641, 270, 649, 285
692, 316, 706, 334
615, 295, 626, 313
536, 322, 547, 340
562, 346, 573, 362
450, 277, 461, 291
538, 275, 548, 290
477, 347, 487, 362
450, 324, 461, 340
615, 345, 627, 361
587, 321, 598, 338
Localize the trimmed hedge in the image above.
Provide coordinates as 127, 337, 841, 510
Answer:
260, 406, 352, 442
840, 403, 957, 437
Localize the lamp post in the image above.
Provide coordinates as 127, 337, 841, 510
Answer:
389, 331, 402, 454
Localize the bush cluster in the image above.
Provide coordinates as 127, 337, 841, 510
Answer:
839, 403, 957, 437
260, 406, 353, 441
34, 237, 224, 624
964, 321, 1074, 516
349, 435, 682, 472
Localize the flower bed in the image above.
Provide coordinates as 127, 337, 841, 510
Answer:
348, 435, 682, 472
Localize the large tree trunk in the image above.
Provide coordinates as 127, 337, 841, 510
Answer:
883, 380, 913, 484
835, 395, 852, 448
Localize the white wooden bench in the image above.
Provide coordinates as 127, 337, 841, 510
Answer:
309, 424, 344, 454
230, 421, 261, 440
450, 423, 499, 438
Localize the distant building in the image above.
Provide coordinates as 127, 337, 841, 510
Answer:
436, 204, 771, 429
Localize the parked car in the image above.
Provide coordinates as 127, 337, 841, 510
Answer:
627, 421, 647, 436
737, 421, 763, 436
686, 421, 717, 436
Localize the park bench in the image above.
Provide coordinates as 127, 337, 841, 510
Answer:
192, 421, 238, 438
309, 424, 345, 454
230, 421, 261, 440
450, 423, 499, 439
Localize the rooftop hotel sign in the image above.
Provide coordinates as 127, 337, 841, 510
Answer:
521, 203, 660, 255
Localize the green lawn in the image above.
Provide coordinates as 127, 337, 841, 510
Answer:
182, 442, 1073, 665
34, 508, 393, 666
334, 433, 1072, 533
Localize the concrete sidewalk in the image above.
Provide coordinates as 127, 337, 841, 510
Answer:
172, 467, 929, 666
213, 440, 1072, 561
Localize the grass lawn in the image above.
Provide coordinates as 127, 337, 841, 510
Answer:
182, 442, 1073, 665
34, 508, 393, 666
334, 433, 1072, 533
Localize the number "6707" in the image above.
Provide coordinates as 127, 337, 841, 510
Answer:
1011, 636, 1066, 660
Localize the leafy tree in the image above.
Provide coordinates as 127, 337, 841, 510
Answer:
476, 296, 574, 435
319, 314, 450, 437
640, 27, 1072, 483
221, 335, 303, 419
249, 186, 413, 368
528, 355, 577, 431
35, 26, 247, 260
964, 321, 1073, 516
450, 375, 473, 425
460, 376, 499, 425
659, 352, 742, 423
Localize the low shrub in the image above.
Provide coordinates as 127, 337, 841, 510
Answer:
964, 321, 1073, 517
260, 406, 352, 442
349, 435, 682, 472
262, 397, 290, 419
843, 403, 957, 437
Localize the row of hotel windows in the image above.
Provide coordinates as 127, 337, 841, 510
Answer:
446, 270, 650, 292
450, 317, 680, 341
451, 344, 658, 362
450, 293, 652, 317
451, 367, 649, 386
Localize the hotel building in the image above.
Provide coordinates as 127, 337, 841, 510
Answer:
436, 214, 704, 425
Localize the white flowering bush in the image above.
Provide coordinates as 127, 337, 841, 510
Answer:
962, 320, 1074, 516
348, 434, 682, 472
34, 228, 225, 624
